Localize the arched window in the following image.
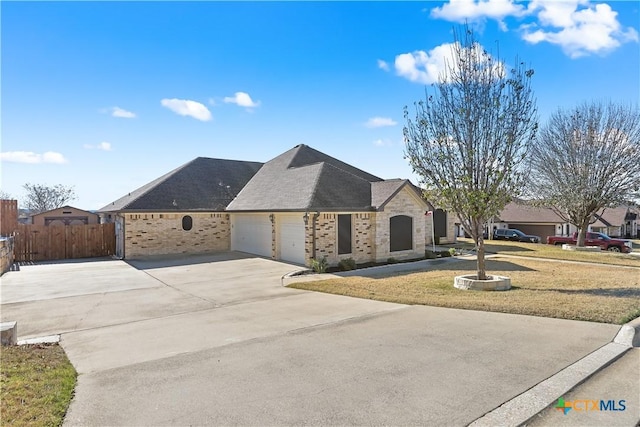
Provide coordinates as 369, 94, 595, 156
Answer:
390, 215, 412, 252
182, 215, 193, 231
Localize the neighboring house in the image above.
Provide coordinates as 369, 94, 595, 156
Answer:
488, 201, 570, 241
100, 144, 456, 265
31, 206, 99, 226
479, 201, 638, 241
592, 206, 639, 238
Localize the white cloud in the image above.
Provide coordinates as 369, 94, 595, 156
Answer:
111, 107, 136, 118
84, 142, 112, 151
223, 92, 260, 108
365, 117, 397, 128
373, 139, 394, 147
431, 0, 526, 23
395, 42, 505, 84
395, 44, 452, 84
0, 151, 67, 164
429, 0, 638, 58
522, 1, 639, 58
377, 59, 390, 71
160, 98, 212, 121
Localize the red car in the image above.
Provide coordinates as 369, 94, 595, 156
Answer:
547, 232, 632, 253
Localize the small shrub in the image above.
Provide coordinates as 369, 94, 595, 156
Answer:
311, 256, 328, 273
425, 250, 437, 259
449, 248, 457, 256
338, 257, 356, 271
387, 257, 399, 264
440, 250, 452, 257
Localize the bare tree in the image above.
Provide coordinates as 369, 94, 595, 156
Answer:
528, 101, 640, 246
0, 190, 13, 200
404, 26, 538, 280
22, 183, 76, 214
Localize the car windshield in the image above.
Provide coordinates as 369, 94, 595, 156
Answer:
594, 233, 611, 241
512, 230, 525, 236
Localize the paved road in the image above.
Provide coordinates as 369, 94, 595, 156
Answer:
0, 253, 622, 426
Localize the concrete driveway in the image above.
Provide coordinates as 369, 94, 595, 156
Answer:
0, 253, 621, 426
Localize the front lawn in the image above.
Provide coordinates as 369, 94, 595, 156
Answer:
450, 238, 640, 267
1, 344, 76, 427
290, 257, 640, 324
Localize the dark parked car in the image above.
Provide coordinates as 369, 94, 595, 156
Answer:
493, 228, 541, 243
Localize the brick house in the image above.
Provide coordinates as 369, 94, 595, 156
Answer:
99, 144, 456, 265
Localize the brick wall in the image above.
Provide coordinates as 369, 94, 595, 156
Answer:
375, 187, 426, 262
124, 212, 230, 258
313, 213, 337, 264
309, 212, 376, 266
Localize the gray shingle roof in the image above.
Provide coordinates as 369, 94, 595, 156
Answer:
496, 202, 564, 223
99, 157, 263, 212
227, 144, 384, 211
371, 180, 429, 210
592, 206, 638, 227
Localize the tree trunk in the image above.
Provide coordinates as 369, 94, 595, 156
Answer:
477, 237, 487, 280
576, 219, 589, 246
474, 221, 487, 280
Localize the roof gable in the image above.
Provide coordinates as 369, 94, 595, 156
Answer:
372, 180, 429, 211
593, 206, 636, 227
32, 205, 97, 217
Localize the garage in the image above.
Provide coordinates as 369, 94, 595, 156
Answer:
508, 224, 556, 242
278, 215, 306, 265
231, 214, 272, 258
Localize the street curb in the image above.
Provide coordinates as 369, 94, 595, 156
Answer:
469, 320, 639, 427
17, 334, 60, 345
613, 317, 640, 347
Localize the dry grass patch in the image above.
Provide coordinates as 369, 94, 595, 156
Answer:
1, 344, 76, 427
290, 257, 640, 324
452, 238, 640, 267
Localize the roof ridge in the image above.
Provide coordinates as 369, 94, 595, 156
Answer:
321, 161, 375, 184
122, 158, 197, 210
287, 144, 382, 182
306, 162, 327, 210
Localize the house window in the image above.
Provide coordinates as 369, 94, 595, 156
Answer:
434, 209, 447, 238
338, 214, 352, 255
390, 215, 413, 252
182, 215, 193, 231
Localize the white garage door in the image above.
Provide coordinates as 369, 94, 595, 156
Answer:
279, 215, 306, 265
231, 214, 272, 258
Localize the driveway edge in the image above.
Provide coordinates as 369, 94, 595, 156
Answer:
469, 319, 640, 427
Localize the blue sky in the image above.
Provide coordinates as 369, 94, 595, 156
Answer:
2, 1, 638, 210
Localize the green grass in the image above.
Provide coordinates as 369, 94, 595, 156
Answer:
449, 238, 640, 267
1, 344, 76, 427
290, 256, 640, 324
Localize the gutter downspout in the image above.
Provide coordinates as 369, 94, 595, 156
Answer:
312, 212, 320, 260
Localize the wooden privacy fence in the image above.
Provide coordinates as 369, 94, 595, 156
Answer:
14, 223, 115, 262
